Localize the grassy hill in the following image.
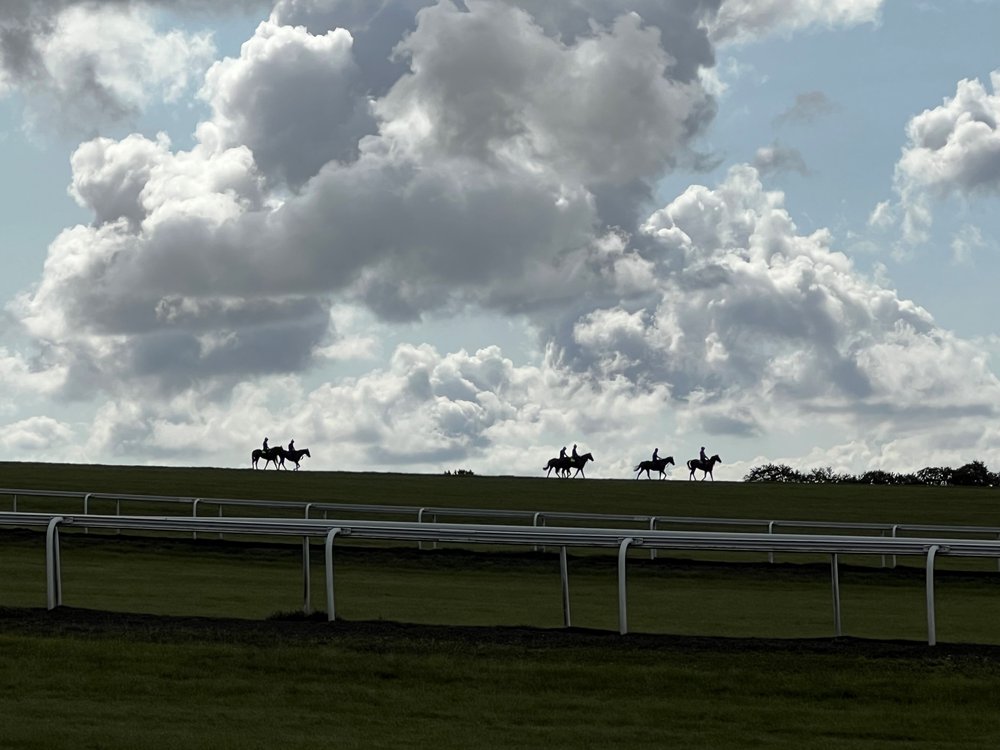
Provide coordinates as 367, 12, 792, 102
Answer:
2, 462, 1000, 748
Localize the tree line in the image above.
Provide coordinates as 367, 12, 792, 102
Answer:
743, 460, 997, 486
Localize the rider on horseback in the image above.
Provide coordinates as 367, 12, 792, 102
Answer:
288, 439, 295, 452
263, 437, 269, 452
572, 444, 579, 459
652, 447, 659, 462
700, 446, 708, 463
559, 446, 567, 459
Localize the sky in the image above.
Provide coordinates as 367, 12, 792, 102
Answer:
2, 0, 1000, 480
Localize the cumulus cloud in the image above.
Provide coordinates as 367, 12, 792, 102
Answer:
0, 2, 219, 134
0, 415, 75, 452
7, 0, 997, 475
13, 0, 719, 401
66, 344, 671, 475
201, 19, 374, 187
891, 71, 1000, 244
556, 165, 1000, 441
709, 0, 883, 44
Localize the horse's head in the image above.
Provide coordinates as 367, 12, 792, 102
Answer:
711, 454, 722, 463
303, 449, 311, 457
582, 452, 594, 462
666, 456, 675, 465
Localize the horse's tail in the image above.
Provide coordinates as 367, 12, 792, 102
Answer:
633, 464, 641, 472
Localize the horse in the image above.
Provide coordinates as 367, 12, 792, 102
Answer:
634, 456, 675, 479
544, 452, 595, 478
251, 446, 282, 470
277, 447, 311, 470
687, 454, 721, 481
544, 456, 572, 478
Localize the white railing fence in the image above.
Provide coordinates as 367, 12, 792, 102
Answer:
4, 511, 1000, 646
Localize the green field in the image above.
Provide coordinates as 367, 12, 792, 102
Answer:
2, 462, 1000, 748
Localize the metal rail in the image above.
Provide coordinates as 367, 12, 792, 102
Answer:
5, 487, 1000, 563
4, 511, 1000, 645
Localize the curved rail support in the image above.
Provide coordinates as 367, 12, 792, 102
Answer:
618, 537, 635, 635
649, 517, 658, 560
302, 537, 313, 615
304, 502, 314, 520
891, 524, 899, 568
192, 499, 201, 540
830, 553, 842, 637
324, 528, 344, 622
560, 546, 571, 628
83, 493, 93, 535
417, 508, 427, 550
46, 516, 65, 610
926, 544, 943, 646
767, 521, 776, 564
533, 512, 544, 552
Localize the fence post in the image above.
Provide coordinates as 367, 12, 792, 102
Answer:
618, 537, 635, 635
192, 499, 201, 540
768, 521, 775, 563
926, 545, 942, 646
46, 517, 64, 610
324, 528, 343, 622
649, 517, 657, 560
560, 546, 571, 628
830, 553, 842, 637
83, 493, 92, 535
302, 537, 312, 615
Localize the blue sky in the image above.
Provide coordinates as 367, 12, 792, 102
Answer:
2, 0, 1000, 479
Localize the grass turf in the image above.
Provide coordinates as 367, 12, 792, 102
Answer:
3, 462, 1000, 748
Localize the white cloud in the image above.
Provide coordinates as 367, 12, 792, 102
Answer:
201, 18, 373, 187
892, 71, 1000, 244
5, 0, 999, 477
1, 4, 216, 134
710, 0, 883, 44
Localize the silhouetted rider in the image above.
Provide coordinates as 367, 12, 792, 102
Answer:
559, 446, 567, 459
652, 448, 659, 462
700, 446, 708, 463
572, 444, 579, 460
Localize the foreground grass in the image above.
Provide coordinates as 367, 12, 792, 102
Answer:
2, 609, 1000, 750
4, 463, 1000, 747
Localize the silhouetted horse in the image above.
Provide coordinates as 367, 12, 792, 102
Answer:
634, 456, 675, 479
252, 447, 282, 470
687, 454, 721, 481
277, 447, 311, 470
544, 452, 595, 478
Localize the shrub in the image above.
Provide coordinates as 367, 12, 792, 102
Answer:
743, 464, 803, 483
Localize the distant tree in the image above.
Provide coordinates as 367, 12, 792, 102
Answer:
916, 466, 953, 486
743, 464, 803, 482
952, 460, 992, 487
858, 469, 899, 485
803, 466, 852, 484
